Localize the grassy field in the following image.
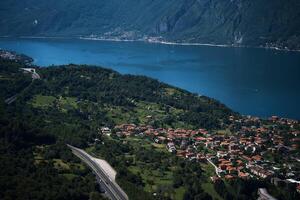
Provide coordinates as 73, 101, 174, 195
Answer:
201, 163, 224, 200
90, 136, 187, 199
152, 143, 168, 153
123, 137, 187, 199
105, 100, 193, 129
33, 145, 86, 176
62, 173, 78, 180
31, 95, 78, 112
33, 145, 47, 165
58, 96, 78, 112
127, 159, 186, 200
53, 159, 71, 170
128, 165, 177, 198
0, 74, 11, 80
124, 137, 168, 153
164, 87, 183, 97
134, 101, 166, 124
31, 95, 56, 108
105, 105, 136, 124
174, 186, 186, 200
202, 182, 223, 200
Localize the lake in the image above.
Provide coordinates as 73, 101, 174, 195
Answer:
1, 38, 300, 119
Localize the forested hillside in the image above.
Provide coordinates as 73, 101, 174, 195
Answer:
1, 0, 300, 50
0, 55, 231, 199
1, 54, 299, 200
0, 59, 108, 200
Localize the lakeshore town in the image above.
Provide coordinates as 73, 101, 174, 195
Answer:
0, 49, 33, 64
99, 115, 300, 195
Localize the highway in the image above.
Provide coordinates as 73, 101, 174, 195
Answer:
67, 144, 128, 200
258, 188, 277, 200
5, 68, 40, 104
4, 94, 18, 104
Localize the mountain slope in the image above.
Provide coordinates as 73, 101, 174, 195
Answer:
1, 0, 300, 50
0, 53, 232, 199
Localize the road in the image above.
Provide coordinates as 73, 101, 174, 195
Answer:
258, 188, 277, 200
207, 158, 221, 177
5, 82, 33, 105
5, 68, 40, 104
4, 94, 18, 104
31, 72, 40, 79
67, 144, 128, 200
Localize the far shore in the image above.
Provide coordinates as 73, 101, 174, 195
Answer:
79, 36, 300, 52
1, 35, 300, 52
79, 36, 231, 48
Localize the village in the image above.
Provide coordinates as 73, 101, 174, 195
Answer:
0, 49, 33, 64
99, 115, 300, 195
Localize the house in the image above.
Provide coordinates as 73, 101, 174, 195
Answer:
225, 175, 235, 180
167, 142, 176, 153
176, 150, 186, 158
101, 127, 111, 136
252, 155, 262, 162
199, 129, 209, 135
269, 116, 279, 122
220, 141, 230, 149
185, 152, 195, 159
249, 165, 274, 179
227, 166, 238, 175
196, 154, 207, 162
236, 160, 244, 167
116, 131, 123, 137
238, 171, 249, 179
154, 136, 166, 144
180, 140, 188, 149
194, 137, 207, 142
205, 141, 213, 148
217, 151, 227, 158
244, 145, 257, 154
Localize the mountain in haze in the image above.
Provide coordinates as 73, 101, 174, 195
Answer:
1, 0, 300, 50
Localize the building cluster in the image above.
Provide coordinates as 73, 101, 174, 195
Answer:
99, 114, 300, 194
0, 50, 33, 64
0, 50, 17, 60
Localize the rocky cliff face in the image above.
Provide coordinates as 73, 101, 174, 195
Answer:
157, 0, 300, 50
1, 0, 300, 50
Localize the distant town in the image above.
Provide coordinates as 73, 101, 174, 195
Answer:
0, 49, 33, 64
100, 115, 300, 197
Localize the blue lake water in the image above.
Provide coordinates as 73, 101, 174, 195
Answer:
1, 38, 300, 119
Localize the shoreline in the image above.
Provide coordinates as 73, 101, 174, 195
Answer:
79, 36, 231, 48
79, 37, 300, 52
1, 35, 300, 52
